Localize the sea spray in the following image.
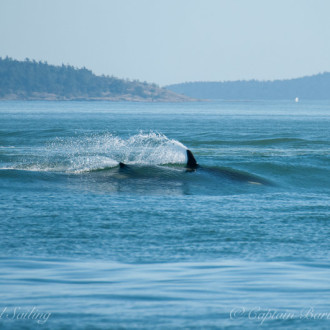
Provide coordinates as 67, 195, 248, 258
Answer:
4, 131, 188, 173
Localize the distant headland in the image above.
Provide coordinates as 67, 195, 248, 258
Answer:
2, 57, 329, 102
166, 73, 330, 100
0, 57, 192, 102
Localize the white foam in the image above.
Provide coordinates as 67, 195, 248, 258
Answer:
118, 132, 187, 165
6, 132, 188, 173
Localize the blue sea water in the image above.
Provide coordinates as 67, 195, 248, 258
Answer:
0, 100, 329, 329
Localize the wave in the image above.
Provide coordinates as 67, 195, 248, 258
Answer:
194, 137, 329, 147
199, 165, 273, 185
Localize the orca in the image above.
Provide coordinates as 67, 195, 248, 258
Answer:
117, 149, 270, 185
185, 149, 271, 185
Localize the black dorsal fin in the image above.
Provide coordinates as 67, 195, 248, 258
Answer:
119, 162, 126, 168
186, 149, 198, 168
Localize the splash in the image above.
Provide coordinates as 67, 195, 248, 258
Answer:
117, 132, 187, 165
7, 132, 188, 173
55, 131, 187, 172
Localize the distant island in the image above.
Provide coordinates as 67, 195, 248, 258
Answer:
166, 73, 330, 100
0, 57, 191, 102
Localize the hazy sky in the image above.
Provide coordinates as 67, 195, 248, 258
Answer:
1, 0, 330, 85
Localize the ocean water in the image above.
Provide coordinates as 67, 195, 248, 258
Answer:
0, 100, 329, 329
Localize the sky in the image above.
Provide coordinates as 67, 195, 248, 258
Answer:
1, 0, 330, 86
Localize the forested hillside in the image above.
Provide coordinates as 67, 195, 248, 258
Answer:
0, 57, 190, 102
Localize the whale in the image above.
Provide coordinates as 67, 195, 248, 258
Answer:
185, 149, 271, 185
118, 149, 271, 185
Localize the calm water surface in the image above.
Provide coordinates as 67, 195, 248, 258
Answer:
0, 100, 329, 329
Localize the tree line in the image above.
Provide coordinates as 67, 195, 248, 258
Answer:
0, 57, 160, 99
